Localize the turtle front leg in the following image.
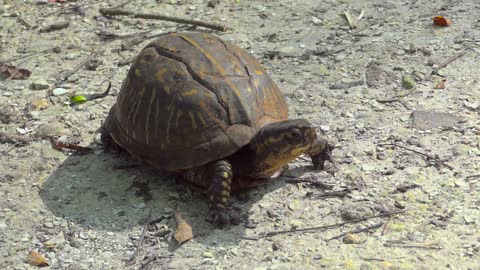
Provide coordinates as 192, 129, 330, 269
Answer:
208, 160, 243, 227
306, 137, 335, 170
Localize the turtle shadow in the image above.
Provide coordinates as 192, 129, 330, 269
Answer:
39, 148, 315, 247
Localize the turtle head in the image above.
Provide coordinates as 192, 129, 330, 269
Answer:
246, 119, 318, 177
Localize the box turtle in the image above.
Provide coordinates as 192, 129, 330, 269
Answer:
102, 32, 334, 226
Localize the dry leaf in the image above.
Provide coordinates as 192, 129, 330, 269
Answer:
30, 98, 50, 111
435, 79, 446, 89
0, 64, 31, 80
27, 251, 49, 267
433, 16, 452, 27
173, 212, 193, 244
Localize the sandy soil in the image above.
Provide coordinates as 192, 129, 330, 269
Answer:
1, 0, 479, 269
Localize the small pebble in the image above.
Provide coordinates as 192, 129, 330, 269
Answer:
2, 91, 13, 96
342, 233, 363, 244
202, 251, 214, 258
44, 222, 54, 228
30, 80, 49, 90
16, 127, 27, 134
52, 88, 68, 96
312, 16, 322, 25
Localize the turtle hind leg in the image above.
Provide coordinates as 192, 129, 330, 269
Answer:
100, 124, 123, 153
207, 160, 245, 227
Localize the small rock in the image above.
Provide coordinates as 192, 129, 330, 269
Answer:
463, 100, 480, 111
44, 222, 54, 228
188, 6, 197, 10
2, 91, 13, 96
411, 110, 460, 130
319, 125, 330, 132
79, 232, 88, 240
94, 133, 103, 145
0, 223, 7, 229
202, 251, 214, 258
70, 238, 85, 248
52, 88, 68, 96
452, 144, 470, 156
16, 127, 28, 134
289, 220, 303, 228
464, 215, 475, 224
276, 46, 303, 57
30, 79, 49, 90
454, 180, 469, 188
334, 54, 346, 62
311, 16, 322, 25
342, 233, 363, 244
35, 122, 69, 138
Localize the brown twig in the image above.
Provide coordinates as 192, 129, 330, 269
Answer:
283, 176, 333, 189
432, 51, 466, 75
378, 143, 455, 171
99, 8, 229, 32
0, 47, 59, 64
307, 188, 354, 199
326, 221, 384, 241
57, 50, 99, 82
466, 174, 480, 180
97, 30, 151, 41
384, 241, 443, 250
129, 208, 152, 262
244, 209, 405, 240
46, 2, 99, 16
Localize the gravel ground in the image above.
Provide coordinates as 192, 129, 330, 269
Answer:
1, 0, 479, 269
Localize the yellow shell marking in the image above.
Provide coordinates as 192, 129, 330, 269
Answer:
182, 89, 198, 96
154, 68, 169, 81
131, 87, 145, 124
197, 113, 207, 127
222, 172, 229, 179
188, 112, 197, 130
134, 68, 142, 77
175, 110, 183, 129
144, 89, 156, 144
221, 190, 229, 196
255, 70, 264, 75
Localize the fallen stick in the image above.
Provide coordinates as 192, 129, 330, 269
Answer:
244, 209, 405, 240
57, 50, 98, 81
384, 241, 443, 250
99, 8, 229, 32
128, 208, 152, 262
432, 51, 466, 75
326, 221, 384, 241
378, 143, 455, 171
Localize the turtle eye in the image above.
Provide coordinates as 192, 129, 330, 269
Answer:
288, 128, 303, 141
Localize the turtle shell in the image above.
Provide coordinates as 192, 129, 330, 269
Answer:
105, 32, 288, 171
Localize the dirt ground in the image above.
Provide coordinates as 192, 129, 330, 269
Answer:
1, 0, 479, 269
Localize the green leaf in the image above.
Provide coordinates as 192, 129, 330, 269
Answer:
70, 95, 88, 104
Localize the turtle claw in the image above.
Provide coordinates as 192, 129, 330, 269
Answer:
309, 140, 336, 171
210, 207, 245, 228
